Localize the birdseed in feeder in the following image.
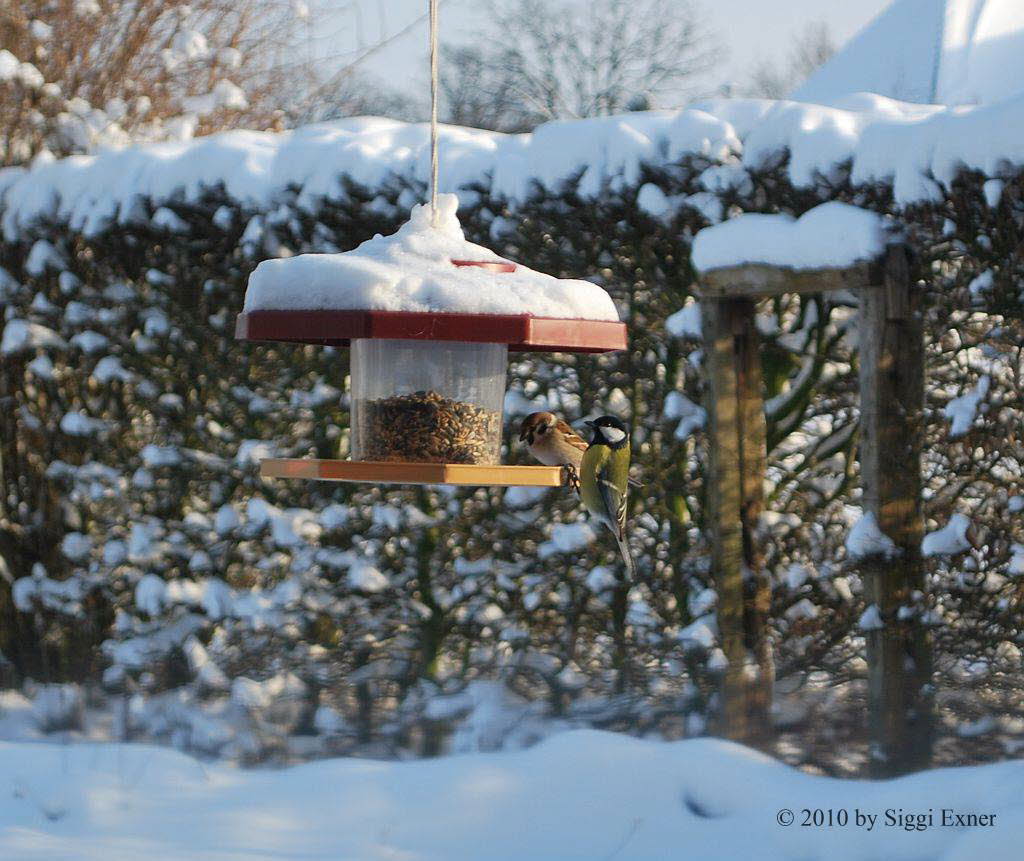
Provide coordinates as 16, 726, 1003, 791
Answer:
355, 390, 502, 464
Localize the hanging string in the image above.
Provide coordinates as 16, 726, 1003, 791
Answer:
429, 0, 440, 227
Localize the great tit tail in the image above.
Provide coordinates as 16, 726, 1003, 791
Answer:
615, 531, 635, 578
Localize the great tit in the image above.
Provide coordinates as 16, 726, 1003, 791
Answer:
579, 415, 635, 577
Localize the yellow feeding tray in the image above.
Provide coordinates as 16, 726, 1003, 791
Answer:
259, 459, 566, 487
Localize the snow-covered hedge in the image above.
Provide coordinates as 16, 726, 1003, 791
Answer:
0, 100, 1022, 768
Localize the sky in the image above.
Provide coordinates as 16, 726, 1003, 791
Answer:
302, 0, 895, 107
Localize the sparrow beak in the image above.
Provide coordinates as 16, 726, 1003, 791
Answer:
583, 420, 595, 429
518, 426, 531, 442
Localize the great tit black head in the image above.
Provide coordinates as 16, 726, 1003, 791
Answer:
584, 415, 629, 449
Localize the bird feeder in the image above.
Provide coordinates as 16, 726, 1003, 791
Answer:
235, 196, 626, 487
234, 0, 624, 487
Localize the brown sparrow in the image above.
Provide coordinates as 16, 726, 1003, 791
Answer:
519, 411, 588, 492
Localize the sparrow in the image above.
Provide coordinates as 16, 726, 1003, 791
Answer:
580, 415, 635, 577
519, 411, 588, 492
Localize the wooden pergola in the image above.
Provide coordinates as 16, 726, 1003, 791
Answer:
697, 243, 933, 776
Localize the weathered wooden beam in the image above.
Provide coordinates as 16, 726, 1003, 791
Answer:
697, 260, 878, 299
702, 297, 771, 743
858, 243, 932, 777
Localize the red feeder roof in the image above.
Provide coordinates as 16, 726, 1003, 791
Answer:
235, 309, 626, 353
236, 258, 626, 353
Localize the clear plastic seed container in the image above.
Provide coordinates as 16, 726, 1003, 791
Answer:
350, 339, 508, 464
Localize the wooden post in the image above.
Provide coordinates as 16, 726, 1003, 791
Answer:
858, 244, 933, 776
702, 297, 771, 743
734, 307, 774, 731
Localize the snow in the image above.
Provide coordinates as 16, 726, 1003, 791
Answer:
135, 574, 166, 616
244, 194, 619, 320
663, 391, 706, 440
0, 319, 67, 356
28, 20, 53, 42
0, 50, 18, 81
69, 330, 109, 354
235, 439, 276, 466
214, 504, 241, 535
59, 410, 105, 436
785, 598, 819, 622
636, 182, 670, 217
0, 732, 857, 861
0, 51, 44, 91
0, 110, 729, 241
585, 565, 617, 594
346, 561, 388, 593
707, 648, 729, 672
2, 94, 1024, 238
313, 704, 345, 735
539, 521, 598, 558
140, 444, 182, 468
666, 302, 702, 339
923, 513, 973, 556
679, 615, 717, 651
151, 206, 189, 233
91, 355, 132, 383
845, 512, 900, 560
29, 685, 83, 733
24, 239, 63, 275
691, 203, 893, 273
504, 485, 549, 508
969, 269, 995, 298
795, 0, 1024, 107
60, 532, 91, 562
12, 568, 86, 616
183, 80, 249, 117
944, 376, 990, 437
983, 179, 1004, 206
859, 604, 885, 631
230, 674, 305, 710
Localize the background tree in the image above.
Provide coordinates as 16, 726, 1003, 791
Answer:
0, 0, 420, 165
442, 0, 717, 130
283, 68, 422, 126
440, 45, 535, 133
748, 21, 835, 99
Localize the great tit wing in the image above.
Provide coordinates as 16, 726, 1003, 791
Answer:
597, 453, 629, 539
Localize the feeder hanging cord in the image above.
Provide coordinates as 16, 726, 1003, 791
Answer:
429, 0, 440, 227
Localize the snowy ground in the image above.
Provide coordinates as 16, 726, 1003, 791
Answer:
0, 732, 1021, 861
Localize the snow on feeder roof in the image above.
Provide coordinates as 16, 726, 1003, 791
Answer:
236, 195, 626, 487
236, 195, 625, 353
244, 195, 617, 320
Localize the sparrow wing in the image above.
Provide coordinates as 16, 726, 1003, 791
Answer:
554, 419, 589, 453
